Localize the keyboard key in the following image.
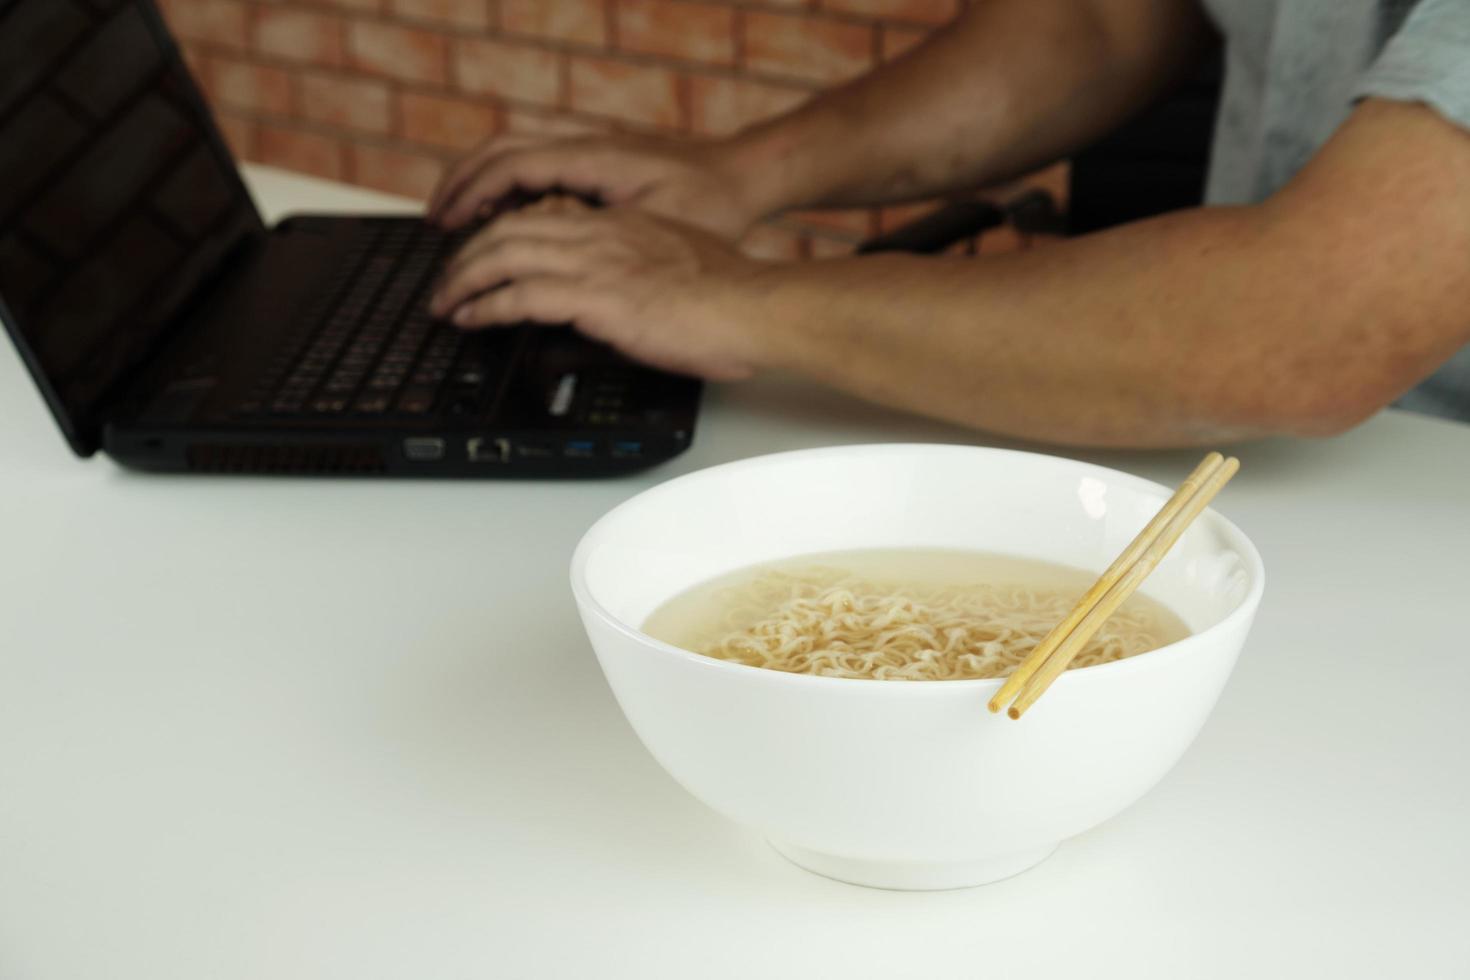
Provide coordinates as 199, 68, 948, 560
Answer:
354, 395, 391, 414
242, 224, 474, 420
397, 387, 437, 414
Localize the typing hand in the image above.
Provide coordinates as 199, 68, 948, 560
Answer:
428, 198, 766, 382
427, 133, 760, 243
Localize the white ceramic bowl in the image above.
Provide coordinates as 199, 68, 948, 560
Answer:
571, 445, 1264, 890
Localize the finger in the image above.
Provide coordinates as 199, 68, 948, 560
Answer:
437, 211, 604, 289
522, 194, 595, 217
437, 146, 614, 230
472, 209, 609, 250
437, 147, 565, 229
451, 275, 602, 329
445, 210, 612, 274
429, 136, 540, 218
431, 239, 600, 317
452, 278, 754, 383
428, 134, 547, 219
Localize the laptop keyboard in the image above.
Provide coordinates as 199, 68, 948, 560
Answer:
234, 221, 504, 420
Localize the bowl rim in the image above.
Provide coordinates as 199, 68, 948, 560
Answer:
569, 443, 1266, 693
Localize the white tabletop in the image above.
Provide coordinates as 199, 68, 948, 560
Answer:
2, 165, 1467, 980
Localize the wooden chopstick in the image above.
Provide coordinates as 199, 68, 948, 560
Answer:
986, 452, 1225, 715
990, 453, 1240, 719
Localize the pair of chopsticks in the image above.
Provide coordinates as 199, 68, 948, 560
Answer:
989, 452, 1240, 720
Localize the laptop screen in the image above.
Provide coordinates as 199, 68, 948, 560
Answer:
0, 0, 261, 454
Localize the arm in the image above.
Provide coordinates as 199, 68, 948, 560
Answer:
432, 100, 1470, 447
730, 0, 1214, 213
752, 100, 1470, 445
430, 0, 1214, 233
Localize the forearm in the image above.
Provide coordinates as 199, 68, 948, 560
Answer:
745, 206, 1424, 447
726, 0, 1214, 217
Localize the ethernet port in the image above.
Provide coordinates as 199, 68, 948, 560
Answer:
467, 437, 511, 463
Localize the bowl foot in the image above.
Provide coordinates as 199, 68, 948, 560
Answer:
768, 840, 1057, 890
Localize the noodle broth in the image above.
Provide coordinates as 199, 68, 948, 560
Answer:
642, 548, 1190, 681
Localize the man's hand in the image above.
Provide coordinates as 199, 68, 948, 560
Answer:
427, 133, 762, 242
428, 200, 769, 381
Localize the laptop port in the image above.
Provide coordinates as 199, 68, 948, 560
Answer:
467, 437, 511, 463
403, 437, 446, 462
564, 439, 596, 459
610, 440, 644, 459
515, 441, 555, 459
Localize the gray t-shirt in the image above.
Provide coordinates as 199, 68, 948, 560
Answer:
1200, 0, 1470, 422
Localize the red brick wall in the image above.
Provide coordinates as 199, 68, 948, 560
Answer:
160, 0, 1055, 258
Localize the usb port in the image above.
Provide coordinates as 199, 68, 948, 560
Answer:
467, 437, 511, 463
564, 439, 596, 459
516, 441, 555, 459
610, 440, 643, 459
403, 437, 446, 462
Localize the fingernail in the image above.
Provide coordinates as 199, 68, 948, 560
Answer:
453, 305, 473, 326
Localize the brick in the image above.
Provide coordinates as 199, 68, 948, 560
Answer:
398, 92, 499, 150
298, 73, 393, 134
500, 0, 607, 47
215, 112, 258, 159
389, 0, 492, 28
503, 109, 610, 137
253, 8, 345, 66
568, 56, 681, 130
687, 74, 809, 137
257, 124, 346, 180
616, 0, 735, 66
880, 25, 931, 60
740, 222, 806, 262
454, 38, 561, 106
819, 0, 958, 24
158, 0, 249, 51
209, 56, 293, 115
348, 20, 448, 85
350, 143, 446, 200
744, 12, 874, 84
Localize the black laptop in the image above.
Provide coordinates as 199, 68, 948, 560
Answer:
0, 0, 701, 477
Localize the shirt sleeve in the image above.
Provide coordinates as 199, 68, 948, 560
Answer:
1355, 0, 1470, 132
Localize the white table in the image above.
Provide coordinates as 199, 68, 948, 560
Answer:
3, 165, 1467, 980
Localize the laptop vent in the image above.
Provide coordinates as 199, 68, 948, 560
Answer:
184, 444, 387, 475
